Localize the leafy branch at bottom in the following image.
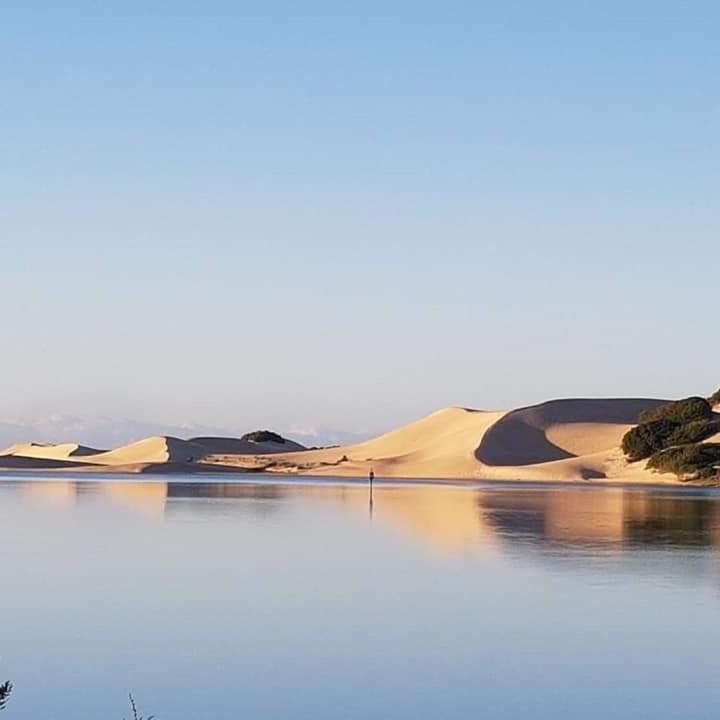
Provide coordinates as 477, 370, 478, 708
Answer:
0, 683, 154, 718
0, 682, 12, 712
126, 692, 155, 720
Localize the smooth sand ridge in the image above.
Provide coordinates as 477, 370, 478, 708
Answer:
79, 436, 208, 466
224, 407, 508, 479
0, 442, 104, 459
0, 434, 308, 469
80, 435, 307, 466
0, 397, 686, 482
475, 398, 667, 466
219, 398, 672, 482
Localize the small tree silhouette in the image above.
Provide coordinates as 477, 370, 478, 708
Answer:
0, 682, 12, 711
0, 683, 153, 716
125, 693, 154, 720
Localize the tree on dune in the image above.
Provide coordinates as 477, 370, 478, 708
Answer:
623, 388, 720, 481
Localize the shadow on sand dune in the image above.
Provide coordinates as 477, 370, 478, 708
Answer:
476, 398, 667, 466
0, 456, 91, 470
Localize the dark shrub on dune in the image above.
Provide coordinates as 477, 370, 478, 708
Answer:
622, 419, 678, 461
648, 444, 720, 480
709, 388, 720, 407
623, 391, 720, 481
667, 419, 720, 446
639, 397, 713, 425
242, 430, 286, 444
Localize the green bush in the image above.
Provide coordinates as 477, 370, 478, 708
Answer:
667, 420, 720, 446
639, 396, 713, 424
622, 419, 678, 461
709, 388, 720, 407
242, 430, 286, 444
624, 392, 720, 481
648, 444, 720, 480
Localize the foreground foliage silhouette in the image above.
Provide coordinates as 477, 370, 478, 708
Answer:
0, 682, 11, 711
0, 684, 154, 718
126, 693, 154, 720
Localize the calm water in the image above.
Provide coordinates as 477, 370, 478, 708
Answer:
2, 475, 720, 719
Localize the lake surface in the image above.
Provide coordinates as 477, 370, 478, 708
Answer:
2, 475, 720, 719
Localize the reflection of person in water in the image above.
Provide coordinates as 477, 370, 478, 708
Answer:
368, 468, 375, 518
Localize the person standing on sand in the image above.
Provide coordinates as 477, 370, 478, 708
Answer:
368, 468, 375, 517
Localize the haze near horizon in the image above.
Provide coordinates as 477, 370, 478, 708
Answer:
2, 1, 718, 436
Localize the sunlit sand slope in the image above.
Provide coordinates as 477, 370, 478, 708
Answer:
0, 442, 103, 459
0, 398, 685, 483
0, 434, 302, 472
218, 399, 672, 483
219, 407, 505, 479
81, 436, 206, 465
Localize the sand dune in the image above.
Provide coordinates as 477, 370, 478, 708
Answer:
212, 399, 671, 483
80, 436, 207, 466
0, 433, 300, 473
213, 407, 505, 479
0, 442, 103, 459
0, 398, 686, 483
475, 398, 665, 466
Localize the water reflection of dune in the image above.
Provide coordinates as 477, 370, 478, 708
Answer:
164, 482, 287, 518
99, 482, 168, 516
622, 494, 720, 547
24, 481, 78, 506
159, 482, 720, 552
165, 482, 497, 553
7, 478, 720, 552
167, 483, 285, 501
237, 483, 497, 553
480, 487, 720, 549
364, 486, 497, 553
543, 489, 626, 543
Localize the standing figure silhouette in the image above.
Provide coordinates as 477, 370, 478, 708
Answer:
368, 468, 375, 516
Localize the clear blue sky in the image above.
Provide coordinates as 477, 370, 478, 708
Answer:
2, 1, 718, 434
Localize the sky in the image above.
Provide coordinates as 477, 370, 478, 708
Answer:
1, 1, 718, 437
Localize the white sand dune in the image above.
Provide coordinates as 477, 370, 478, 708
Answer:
212, 398, 671, 483
215, 407, 505, 479
475, 398, 665, 466
0, 433, 305, 472
0, 442, 103, 459
81, 436, 207, 466
0, 397, 692, 483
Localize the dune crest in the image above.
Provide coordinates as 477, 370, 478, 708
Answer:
217, 399, 672, 483
0, 442, 104, 459
77, 436, 202, 466
0, 398, 683, 483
